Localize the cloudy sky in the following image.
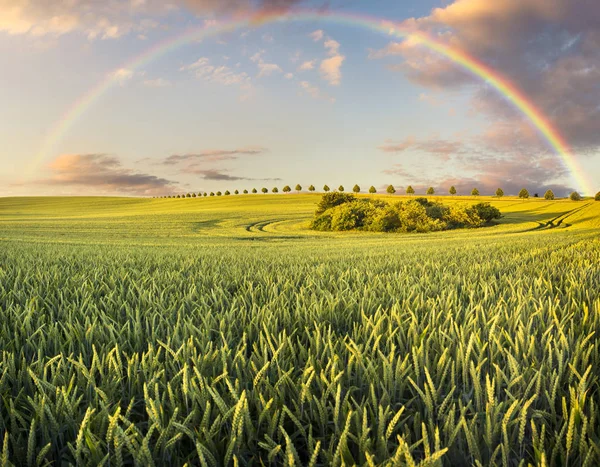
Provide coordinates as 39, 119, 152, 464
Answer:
1, 0, 599, 196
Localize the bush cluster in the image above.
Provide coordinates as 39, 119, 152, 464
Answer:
311, 193, 501, 233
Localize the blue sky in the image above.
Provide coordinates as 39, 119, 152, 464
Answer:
1, 0, 598, 196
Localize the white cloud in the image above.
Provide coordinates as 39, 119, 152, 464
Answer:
284, 72, 294, 79
298, 60, 316, 71
250, 51, 265, 63
320, 55, 345, 86
309, 30, 324, 42
257, 62, 282, 77
179, 57, 210, 71
324, 38, 340, 56
111, 68, 134, 85
181, 57, 251, 87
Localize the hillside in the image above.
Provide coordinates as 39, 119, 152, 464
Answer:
0, 194, 598, 246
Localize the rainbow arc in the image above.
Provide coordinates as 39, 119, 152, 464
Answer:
33, 10, 592, 195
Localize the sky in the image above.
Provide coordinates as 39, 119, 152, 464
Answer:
1, 0, 599, 197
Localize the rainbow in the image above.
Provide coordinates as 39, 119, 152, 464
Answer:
33, 10, 592, 195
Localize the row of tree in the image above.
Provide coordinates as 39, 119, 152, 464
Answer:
158, 185, 596, 200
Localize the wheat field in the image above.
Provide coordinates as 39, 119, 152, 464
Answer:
0, 195, 598, 466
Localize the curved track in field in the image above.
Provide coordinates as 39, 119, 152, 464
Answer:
530, 203, 593, 231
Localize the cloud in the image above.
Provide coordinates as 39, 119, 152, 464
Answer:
324, 38, 340, 56
189, 169, 251, 181
298, 60, 316, 71
298, 81, 335, 103
143, 78, 171, 87
370, 0, 600, 151
284, 72, 294, 79
162, 147, 268, 165
0, 0, 167, 38
309, 30, 324, 42
181, 57, 251, 87
257, 62, 282, 77
378, 136, 465, 160
111, 68, 134, 85
182, 0, 307, 15
29, 154, 178, 195
320, 54, 345, 85
379, 132, 573, 195
188, 169, 281, 181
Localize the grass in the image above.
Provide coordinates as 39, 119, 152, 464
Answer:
0, 194, 598, 466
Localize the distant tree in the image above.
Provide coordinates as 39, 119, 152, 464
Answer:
387, 185, 396, 194
186, 193, 191, 198
353, 184, 360, 193
308, 185, 316, 192
216, 191, 222, 196
570, 191, 582, 201
252, 188, 258, 194
262, 187, 268, 194
595, 191, 600, 201
234, 190, 239, 195
369, 186, 377, 194
471, 188, 480, 196
210, 192, 215, 196
243, 189, 248, 194
495, 188, 504, 197
406, 185, 415, 195
283, 185, 291, 193
323, 185, 330, 192
177, 195, 181, 198
192, 193, 197, 197
295, 184, 302, 193
518, 188, 529, 199
449, 186, 457, 196
427, 187, 435, 195
338, 185, 344, 192
534, 193, 539, 198
224, 190, 230, 196
272, 187, 279, 193
203, 193, 207, 197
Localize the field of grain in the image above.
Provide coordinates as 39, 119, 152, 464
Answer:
0, 195, 598, 466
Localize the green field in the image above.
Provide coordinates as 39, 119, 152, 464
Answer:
0, 195, 598, 466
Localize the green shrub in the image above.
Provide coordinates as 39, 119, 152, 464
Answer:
311, 195, 500, 233
330, 201, 376, 231
544, 190, 555, 200
595, 191, 600, 201
310, 211, 334, 231
471, 202, 502, 223
365, 205, 401, 232
315, 192, 356, 215
570, 191, 582, 201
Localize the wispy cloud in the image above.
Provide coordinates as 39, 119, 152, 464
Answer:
188, 169, 281, 182
162, 147, 268, 165
309, 30, 324, 42
143, 78, 171, 87
110, 68, 134, 85
298, 60, 316, 71
181, 56, 251, 87
257, 62, 282, 78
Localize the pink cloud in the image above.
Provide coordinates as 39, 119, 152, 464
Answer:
30, 154, 179, 195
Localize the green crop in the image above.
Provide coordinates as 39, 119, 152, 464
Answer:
0, 195, 598, 465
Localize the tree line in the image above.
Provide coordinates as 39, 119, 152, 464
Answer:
157, 184, 597, 200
